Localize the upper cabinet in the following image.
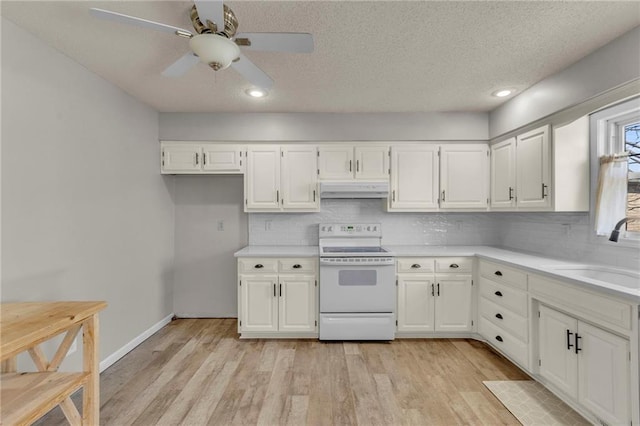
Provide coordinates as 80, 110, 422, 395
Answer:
389, 145, 439, 211
516, 125, 551, 209
245, 145, 319, 213
440, 144, 489, 209
490, 120, 588, 212
161, 142, 244, 174
318, 145, 389, 180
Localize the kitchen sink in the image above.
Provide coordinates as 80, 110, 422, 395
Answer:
545, 264, 640, 289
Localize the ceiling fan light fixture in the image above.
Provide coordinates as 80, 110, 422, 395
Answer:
189, 34, 240, 71
246, 88, 268, 98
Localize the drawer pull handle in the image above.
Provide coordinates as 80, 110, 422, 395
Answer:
273, 283, 276, 297
431, 283, 434, 297
494, 291, 503, 297
495, 313, 503, 320
449, 264, 459, 269
292, 264, 302, 269
495, 335, 503, 342
494, 271, 503, 276
411, 264, 421, 269
437, 283, 440, 296
567, 329, 574, 351
255, 264, 264, 269
575, 333, 582, 354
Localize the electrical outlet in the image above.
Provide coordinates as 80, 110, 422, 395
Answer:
217, 220, 224, 231
265, 220, 272, 231
455, 221, 463, 231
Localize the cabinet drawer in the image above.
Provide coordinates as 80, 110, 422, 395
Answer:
397, 258, 435, 273
529, 274, 632, 331
479, 317, 529, 368
479, 260, 527, 290
479, 296, 528, 342
278, 258, 317, 274
238, 258, 278, 274
435, 257, 473, 273
479, 277, 528, 315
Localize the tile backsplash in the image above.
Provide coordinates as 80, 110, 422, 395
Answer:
248, 200, 639, 270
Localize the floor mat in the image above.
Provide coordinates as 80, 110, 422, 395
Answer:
483, 381, 589, 426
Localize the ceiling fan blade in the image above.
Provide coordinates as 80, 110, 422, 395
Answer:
235, 32, 314, 53
89, 8, 193, 36
162, 53, 200, 77
231, 53, 274, 91
194, 0, 225, 33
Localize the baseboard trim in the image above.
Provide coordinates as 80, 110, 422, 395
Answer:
99, 313, 174, 373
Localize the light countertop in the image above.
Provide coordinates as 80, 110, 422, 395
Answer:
234, 245, 639, 302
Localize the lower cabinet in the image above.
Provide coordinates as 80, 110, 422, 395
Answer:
538, 305, 630, 426
397, 257, 473, 334
238, 257, 318, 337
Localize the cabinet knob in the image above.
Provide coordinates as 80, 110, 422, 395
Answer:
494, 271, 503, 276
449, 263, 459, 269
494, 291, 503, 297
495, 335, 503, 342
495, 313, 503, 320
411, 264, 421, 269
293, 264, 302, 269
255, 264, 264, 269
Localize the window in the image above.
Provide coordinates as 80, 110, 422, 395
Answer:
626, 122, 640, 231
591, 97, 640, 242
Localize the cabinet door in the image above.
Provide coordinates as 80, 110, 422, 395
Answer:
577, 321, 630, 426
440, 144, 489, 209
434, 274, 472, 332
240, 275, 278, 332
245, 145, 281, 211
201, 144, 244, 173
389, 145, 439, 211
281, 145, 319, 211
538, 305, 578, 398
318, 146, 354, 180
279, 275, 316, 332
397, 274, 435, 332
355, 146, 389, 180
490, 138, 516, 209
516, 125, 551, 209
161, 143, 202, 173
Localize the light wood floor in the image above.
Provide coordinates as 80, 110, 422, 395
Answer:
38, 318, 530, 425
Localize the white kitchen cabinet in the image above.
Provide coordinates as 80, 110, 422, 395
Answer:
239, 275, 279, 333
389, 145, 439, 211
245, 145, 281, 210
238, 257, 318, 337
161, 142, 244, 174
490, 138, 516, 209
245, 145, 319, 212
516, 125, 551, 209
538, 304, 630, 426
279, 274, 316, 332
396, 257, 473, 334
439, 144, 489, 209
318, 144, 389, 180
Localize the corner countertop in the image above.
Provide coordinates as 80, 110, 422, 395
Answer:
234, 245, 639, 302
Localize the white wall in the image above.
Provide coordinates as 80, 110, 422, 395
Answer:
1, 18, 175, 369
490, 26, 640, 138
173, 176, 247, 317
159, 112, 489, 141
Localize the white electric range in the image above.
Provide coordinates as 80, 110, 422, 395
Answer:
318, 223, 396, 340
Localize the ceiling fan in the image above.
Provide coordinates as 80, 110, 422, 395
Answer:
89, 0, 314, 91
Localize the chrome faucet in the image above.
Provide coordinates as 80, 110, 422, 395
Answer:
609, 218, 630, 242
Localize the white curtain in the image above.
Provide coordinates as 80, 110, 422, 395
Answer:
595, 154, 628, 236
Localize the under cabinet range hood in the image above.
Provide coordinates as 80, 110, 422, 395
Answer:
319, 182, 390, 199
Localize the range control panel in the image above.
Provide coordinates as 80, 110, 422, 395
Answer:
319, 223, 382, 238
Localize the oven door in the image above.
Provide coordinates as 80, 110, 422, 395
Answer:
320, 260, 395, 313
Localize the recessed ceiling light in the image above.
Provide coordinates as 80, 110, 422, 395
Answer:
246, 88, 267, 98
492, 89, 514, 98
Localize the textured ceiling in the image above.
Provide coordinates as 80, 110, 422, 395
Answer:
2, 1, 639, 113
